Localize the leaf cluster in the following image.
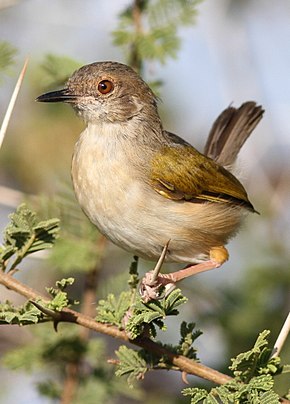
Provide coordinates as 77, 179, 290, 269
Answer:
0, 277, 77, 326
46, 277, 78, 311
96, 287, 187, 339
113, 0, 201, 65
0, 300, 45, 325
96, 284, 205, 385
182, 331, 287, 403
114, 320, 202, 387
0, 204, 60, 272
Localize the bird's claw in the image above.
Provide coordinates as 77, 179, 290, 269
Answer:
139, 271, 176, 302
139, 240, 175, 302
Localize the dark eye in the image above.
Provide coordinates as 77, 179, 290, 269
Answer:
98, 80, 114, 94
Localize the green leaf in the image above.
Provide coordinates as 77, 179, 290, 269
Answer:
112, 0, 201, 66
247, 374, 274, 391
0, 204, 60, 271
125, 289, 187, 339
115, 346, 148, 387
230, 330, 278, 382
257, 390, 280, 404
182, 387, 209, 403
0, 300, 44, 325
178, 321, 202, 359
46, 277, 77, 311
182, 329, 285, 403
55, 277, 75, 290
96, 292, 131, 327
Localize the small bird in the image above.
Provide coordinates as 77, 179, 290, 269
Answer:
37, 61, 264, 301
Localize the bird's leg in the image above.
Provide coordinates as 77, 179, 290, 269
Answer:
139, 241, 172, 302
164, 246, 229, 282
139, 245, 229, 302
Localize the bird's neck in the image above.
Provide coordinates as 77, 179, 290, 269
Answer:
84, 106, 165, 147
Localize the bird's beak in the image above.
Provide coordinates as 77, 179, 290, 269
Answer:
36, 89, 77, 103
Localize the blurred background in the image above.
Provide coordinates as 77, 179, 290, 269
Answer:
0, 0, 289, 403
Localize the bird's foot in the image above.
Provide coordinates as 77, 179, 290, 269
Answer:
139, 240, 174, 302
139, 271, 176, 302
139, 245, 229, 302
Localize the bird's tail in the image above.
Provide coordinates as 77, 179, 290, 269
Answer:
204, 101, 264, 167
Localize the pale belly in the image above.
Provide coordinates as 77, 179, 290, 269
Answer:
71, 128, 245, 264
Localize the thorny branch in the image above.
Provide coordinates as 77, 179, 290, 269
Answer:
0, 269, 231, 385
1, 270, 290, 403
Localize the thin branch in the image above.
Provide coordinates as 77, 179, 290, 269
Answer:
0, 269, 231, 385
0, 59, 28, 150
272, 312, 290, 358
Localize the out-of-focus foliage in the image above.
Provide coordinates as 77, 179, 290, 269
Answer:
113, 0, 201, 65
35, 186, 104, 274
40, 54, 82, 89
0, 41, 17, 82
3, 324, 143, 402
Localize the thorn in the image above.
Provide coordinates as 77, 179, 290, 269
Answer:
150, 240, 170, 283
271, 312, 290, 358
107, 359, 120, 365
182, 370, 189, 384
0, 58, 28, 150
7, 268, 19, 276
53, 320, 59, 332
30, 300, 61, 321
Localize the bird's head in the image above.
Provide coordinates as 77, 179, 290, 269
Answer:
36, 61, 158, 124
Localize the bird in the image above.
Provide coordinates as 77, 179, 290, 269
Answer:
37, 61, 264, 301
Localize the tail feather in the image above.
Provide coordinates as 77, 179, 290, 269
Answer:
204, 102, 264, 167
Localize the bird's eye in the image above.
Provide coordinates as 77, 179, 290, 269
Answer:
97, 80, 114, 94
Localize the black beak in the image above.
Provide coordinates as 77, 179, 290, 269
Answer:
36, 89, 77, 103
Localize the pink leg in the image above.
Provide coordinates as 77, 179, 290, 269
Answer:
140, 245, 229, 302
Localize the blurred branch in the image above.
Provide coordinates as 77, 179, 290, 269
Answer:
130, 0, 144, 73
0, 269, 232, 385
60, 236, 106, 404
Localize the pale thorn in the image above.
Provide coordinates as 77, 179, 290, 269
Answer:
0, 58, 28, 150
150, 239, 171, 283
271, 312, 290, 358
